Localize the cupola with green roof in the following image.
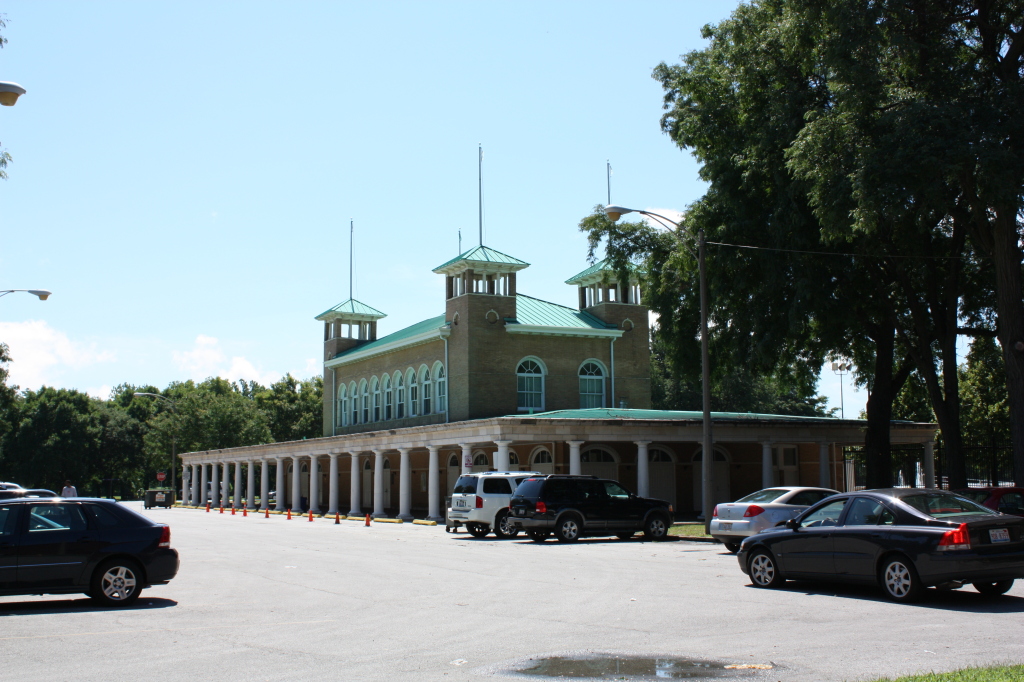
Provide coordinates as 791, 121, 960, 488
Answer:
433, 245, 529, 300
315, 298, 387, 361
566, 259, 642, 310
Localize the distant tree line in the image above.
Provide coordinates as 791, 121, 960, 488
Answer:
0, 342, 322, 495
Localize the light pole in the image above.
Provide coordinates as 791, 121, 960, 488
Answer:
831, 360, 852, 419
0, 82, 27, 107
0, 289, 51, 300
134, 393, 178, 498
604, 205, 715, 531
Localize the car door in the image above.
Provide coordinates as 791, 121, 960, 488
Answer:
575, 480, 609, 530
0, 504, 22, 590
602, 481, 641, 530
773, 498, 849, 577
17, 502, 100, 589
831, 497, 896, 581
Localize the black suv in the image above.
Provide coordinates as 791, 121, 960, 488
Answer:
509, 475, 672, 542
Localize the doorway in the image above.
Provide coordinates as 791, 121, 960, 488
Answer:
692, 448, 731, 511
648, 447, 677, 508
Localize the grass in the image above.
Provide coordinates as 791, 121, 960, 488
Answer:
867, 665, 1024, 681
668, 522, 713, 538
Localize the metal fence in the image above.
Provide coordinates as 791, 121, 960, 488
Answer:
843, 442, 1015, 490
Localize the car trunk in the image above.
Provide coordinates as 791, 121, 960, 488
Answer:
964, 516, 1024, 553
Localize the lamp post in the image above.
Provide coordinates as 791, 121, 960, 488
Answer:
0, 289, 51, 300
605, 205, 715, 531
134, 393, 178, 498
0, 82, 27, 107
831, 360, 852, 419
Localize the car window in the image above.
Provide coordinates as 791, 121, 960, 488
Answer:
84, 503, 124, 528
787, 490, 834, 506
452, 476, 478, 494
482, 478, 512, 495
577, 480, 608, 500
0, 505, 18, 536
544, 480, 579, 502
602, 481, 631, 499
26, 504, 88, 532
513, 479, 544, 498
736, 489, 789, 504
901, 492, 997, 518
799, 499, 847, 528
844, 497, 894, 526
955, 490, 989, 504
998, 493, 1024, 513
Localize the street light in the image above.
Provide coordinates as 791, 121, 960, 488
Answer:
0, 289, 51, 300
831, 360, 852, 419
0, 81, 26, 107
134, 393, 178, 499
604, 204, 715, 531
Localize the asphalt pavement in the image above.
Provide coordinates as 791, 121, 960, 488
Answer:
1, 503, 1022, 681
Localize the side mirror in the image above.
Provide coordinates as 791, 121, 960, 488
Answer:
786, 518, 800, 530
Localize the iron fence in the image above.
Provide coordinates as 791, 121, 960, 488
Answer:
842, 442, 1015, 490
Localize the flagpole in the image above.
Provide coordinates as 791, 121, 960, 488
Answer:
349, 219, 354, 301
607, 160, 611, 205
478, 144, 483, 246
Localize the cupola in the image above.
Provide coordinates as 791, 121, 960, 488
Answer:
316, 299, 386, 361
565, 260, 641, 310
432, 245, 529, 300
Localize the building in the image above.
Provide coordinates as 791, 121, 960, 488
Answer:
178, 244, 937, 519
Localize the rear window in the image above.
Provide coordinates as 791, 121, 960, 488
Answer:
737, 488, 789, 504
482, 478, 513, 495
453, 476, 478, 494
955, 490, 990, 504
901, 492, 997, 519
788, 490, 835, 506
512, 478, 544, 499
84, 503, 126, 528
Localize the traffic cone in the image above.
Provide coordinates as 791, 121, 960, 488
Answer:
308, 509, 313, 522
287, 509, 292, 520
231, 505, 236, 515
219, 506, 224, 514
334, 512, 340, 525
242, 507, 247, 517
364, 513, 370, 527
206, 502, 210, 513
264, 507, 269, 518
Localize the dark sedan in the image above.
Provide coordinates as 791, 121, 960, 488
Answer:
737, 488, 1024, 601
0, 497, 179, 606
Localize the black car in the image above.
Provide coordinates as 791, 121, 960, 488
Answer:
737, 488, 1024, 601
509, 474, 673, 542
0, 497, 179, 606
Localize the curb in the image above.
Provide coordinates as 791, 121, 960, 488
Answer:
373, 518, 403, 524
412, 519, 437, 526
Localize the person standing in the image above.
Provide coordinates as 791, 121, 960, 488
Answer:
60, 480, 78, 497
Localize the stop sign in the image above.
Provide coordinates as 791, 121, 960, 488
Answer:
156, 471, 166, 482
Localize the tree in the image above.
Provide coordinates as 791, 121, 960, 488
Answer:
960, 336, 1011, 484
255, 374, 323, 443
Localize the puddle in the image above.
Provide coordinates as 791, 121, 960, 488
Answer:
511, 655, 771, 680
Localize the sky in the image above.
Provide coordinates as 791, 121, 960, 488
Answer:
0, 1, 866, 417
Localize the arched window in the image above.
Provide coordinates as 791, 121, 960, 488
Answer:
532, 449, 552, 464
383, 374, 393, 420
578, 361, 605, 409
516, 358, 545, 412
581, 449, 616, 463
509, 452, 520, 465
395, 372, 406, 419
448, 454, 459, 467
338, 384, 348, 427
435, 363, 447, 414
371, 377, 380, 422
474, 453, 489, 467
349, 382, 358, 425
649, 448, 674, 462
360, 380, 369, 424
408, 368, 419, 417
421, 367, 432, 415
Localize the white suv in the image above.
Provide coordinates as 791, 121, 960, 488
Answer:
447, 471, 542, 538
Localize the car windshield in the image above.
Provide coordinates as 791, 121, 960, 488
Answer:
954, 490, 990, 504
901, 492, 997, 518
452, 476, 478, 495
736, 489, 789, 504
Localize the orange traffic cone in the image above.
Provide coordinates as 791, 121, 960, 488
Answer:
219, 506, 224, 514
231, 505, 236, 515
364, 513, 371, 527
308, 509, 313, 522
242, 507, 247, 517
205, 502, 210, 513
334, 512, 340, 525
264, 507, 269, 518
287, 509, 292, 520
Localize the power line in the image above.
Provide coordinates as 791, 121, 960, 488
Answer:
706, 240, 985, 260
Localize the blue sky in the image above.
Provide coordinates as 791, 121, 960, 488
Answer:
0, 1, 864, 416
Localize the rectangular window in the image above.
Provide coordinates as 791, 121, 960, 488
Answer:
579, 377, 604, 409
517, 375, 543, 410
423, 382, 432, 415
437, 378, 446, 413
410, 385, 418, 417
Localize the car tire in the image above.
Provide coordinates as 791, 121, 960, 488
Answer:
724, 542, 741, 553
880, 555, 923, 602
466, 523, 489, 539
527, 530, 550, 543
973, 579, 1014, 596
748, 549, 784, 589
642, 515, 669, 541
494, 511, 519, 538
91, 558, 143, 607
555, 515, 582, 543
616, 532, 634, 540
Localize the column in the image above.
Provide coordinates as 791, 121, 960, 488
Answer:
327, 453, 340, 515
568, 440, 583, 476
221, 463, 230, 506
397, 448, 412, 520
291, 457, 303, 512
191, 464, 199, 506
762, 442, 773, 488
460, 443, 473, 474
923, 441, 935, 488
181, 464, 189, 505
635, 441, 650, 498
427, 446, 442, 522
233, 461, 242, 508
819, 442, 830, 488
372, 450, 386, 518
200, 464, 209, 505
494, 440, 512, 472
309, 455, 320, 514
246, 461, 256, 509
275, 457, 286, 511
260, 460, 270, 510
211, 463, 220, 507
349, 454, 362, 516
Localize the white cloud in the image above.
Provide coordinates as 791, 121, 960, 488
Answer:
87, 385, 113, 400
302, 357, 319, 376
172, 335, 281, 386
0, 319, 116, 390
642, 207, 686, 230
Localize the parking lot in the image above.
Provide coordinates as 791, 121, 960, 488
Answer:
2, 503, 1023, 681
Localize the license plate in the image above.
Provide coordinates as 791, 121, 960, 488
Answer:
515, 509, 524, 516
454, 499, 466, 508
720, 522, 732, 531
990, 528, 1010, 543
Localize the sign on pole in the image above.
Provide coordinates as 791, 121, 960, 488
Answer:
156, 471, 167, 482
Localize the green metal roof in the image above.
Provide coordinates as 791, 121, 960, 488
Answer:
509, 295, 617, 329
565, 259, 641, 285
315, 299, 386, 321
333, 314, 447, 359
432, 245, 529, 272
514, 408, 848, 422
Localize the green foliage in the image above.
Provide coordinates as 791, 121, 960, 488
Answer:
869, 664, 1024, 682
255, 374, 324, 443
960, 336, 1010, 445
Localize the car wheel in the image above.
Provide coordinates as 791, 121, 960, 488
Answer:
643, 515, 668, 541
724, 542, 741, 553
494, 511, 519, 538
466, 523, 489, 539
527, 530, 550, 543
880, 555, 923, 602
91, 558, 143, 607
616, 532, 634, 540
749, 550, 783, 589
973, 579, 1014, 596
555, 515, 582, 542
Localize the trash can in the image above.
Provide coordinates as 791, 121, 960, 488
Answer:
144, 489, 175, 509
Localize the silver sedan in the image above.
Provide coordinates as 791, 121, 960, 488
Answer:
710, 486, 839, 552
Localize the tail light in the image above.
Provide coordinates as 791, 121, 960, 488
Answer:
712, 505, 719, 518
937, 523, 971, 551
475, 496, 483, 509
158, 526, 171, 548
743, 505, 765, 518
535, 501, 547, 513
